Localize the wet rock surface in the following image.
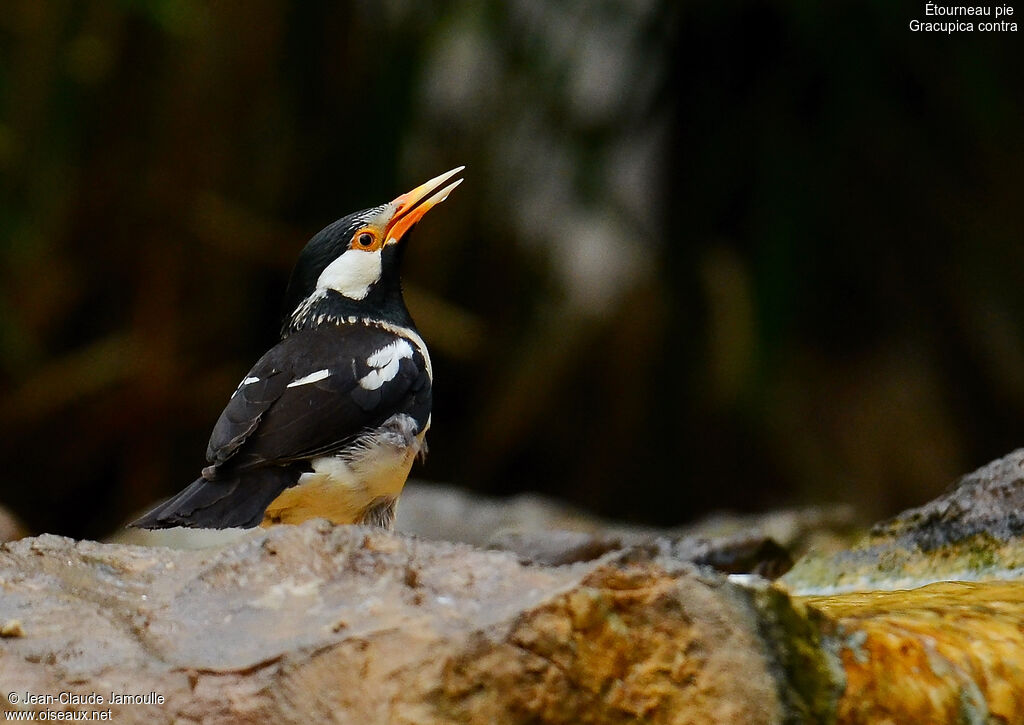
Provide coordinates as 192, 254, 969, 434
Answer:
805, 581, 1024, 724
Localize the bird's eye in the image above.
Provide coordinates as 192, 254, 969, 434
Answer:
356, 232, 374, 248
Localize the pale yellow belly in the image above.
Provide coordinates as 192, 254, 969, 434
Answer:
261, 429, 425, 527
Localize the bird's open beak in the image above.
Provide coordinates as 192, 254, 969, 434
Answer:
384, 166, 464, 244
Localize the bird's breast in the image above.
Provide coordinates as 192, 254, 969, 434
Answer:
260, 414, 427, 527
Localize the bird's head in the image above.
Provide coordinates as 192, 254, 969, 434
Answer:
282, 167, 463, 334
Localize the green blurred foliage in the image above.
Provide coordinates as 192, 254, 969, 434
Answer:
0, 0, 1021, 538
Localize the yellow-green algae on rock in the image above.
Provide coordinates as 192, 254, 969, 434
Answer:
783, 532, 1024, 595
784, 449, 1024, 595
801, 581, 1024, 724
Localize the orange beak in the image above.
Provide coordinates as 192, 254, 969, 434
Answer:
384, 166, 464, 244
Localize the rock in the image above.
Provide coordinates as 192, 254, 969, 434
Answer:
669, 535, 795, 579
0, 619, 25, 638
485, 529, 629, 566
783, 449, 1024, 594
489, 529, 795, 578
395, 482, 855, 577
871, 447, 1024, 547
0, 521, 830, 724
672, 505, 861, 562
395, 482, 858, 560
108, 522, 255, 550
395, 482, 599, 546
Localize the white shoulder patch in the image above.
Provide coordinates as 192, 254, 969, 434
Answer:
359, 339, 414, 391
369, 321, 433, 383
287, 369, 331, 388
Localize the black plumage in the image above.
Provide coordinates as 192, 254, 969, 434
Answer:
213, 325, 429, 466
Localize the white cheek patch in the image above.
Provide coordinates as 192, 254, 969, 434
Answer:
316, 249, 383, 300
359, 339, 414, 390
287, 369, 330, 388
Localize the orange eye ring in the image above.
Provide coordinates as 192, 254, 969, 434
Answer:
351, 228, 381, 251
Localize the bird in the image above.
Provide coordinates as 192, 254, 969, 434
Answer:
132, 167, 463, 531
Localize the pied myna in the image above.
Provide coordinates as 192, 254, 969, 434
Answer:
132, 167, 463, 530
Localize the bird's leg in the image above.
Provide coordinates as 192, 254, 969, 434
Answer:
358, 495, 398, 529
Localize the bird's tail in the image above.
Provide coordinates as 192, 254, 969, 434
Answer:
130, 467, 299, 530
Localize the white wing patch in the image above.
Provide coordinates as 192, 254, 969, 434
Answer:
287, 369, 331, 388
359, 339, 414, 391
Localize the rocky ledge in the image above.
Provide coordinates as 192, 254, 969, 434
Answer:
2, 450, 1024, 723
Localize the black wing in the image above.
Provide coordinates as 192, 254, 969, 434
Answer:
205, 323, 431, 473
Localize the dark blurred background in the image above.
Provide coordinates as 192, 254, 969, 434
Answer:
1, 1, 1022, 539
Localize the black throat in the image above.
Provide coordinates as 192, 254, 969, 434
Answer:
283, 287, 415, 336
